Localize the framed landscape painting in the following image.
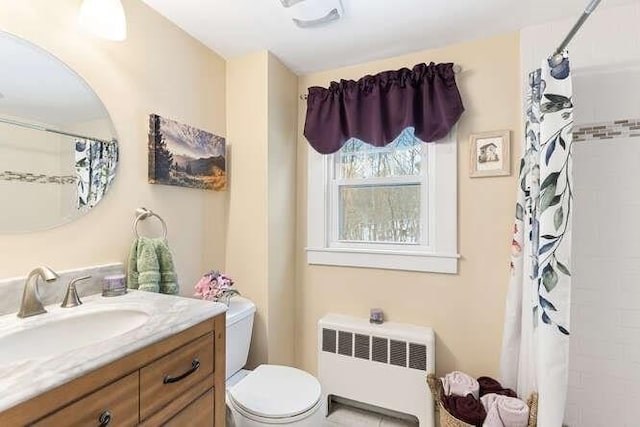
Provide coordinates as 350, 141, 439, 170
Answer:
148, 114, 227, 191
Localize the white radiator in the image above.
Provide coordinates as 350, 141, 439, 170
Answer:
318, 314, 435, 426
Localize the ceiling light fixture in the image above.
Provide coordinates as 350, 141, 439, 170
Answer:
280, 0, 307, 7
279, 0, 343, 29
78, 0, 127, 41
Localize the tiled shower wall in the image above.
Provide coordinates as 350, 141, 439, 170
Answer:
573, 120, 640, 142
567, 123, 640, 427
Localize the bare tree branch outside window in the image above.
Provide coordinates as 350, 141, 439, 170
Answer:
335, 127, 424, 244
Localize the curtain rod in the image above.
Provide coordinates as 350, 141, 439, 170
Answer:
549, 0, 602, 66
299, 64, 463, 100
0, 116, 114, 145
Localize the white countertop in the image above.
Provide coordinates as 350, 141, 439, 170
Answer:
0, 290, 226, 412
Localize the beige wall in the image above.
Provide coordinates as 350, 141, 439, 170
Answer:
226, 52, 298, 367
0, 0, 227, 294
295, 33, 521, 378
266, 54, 298, 366
226, 51, 270, 367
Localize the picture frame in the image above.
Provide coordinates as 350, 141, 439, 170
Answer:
148, 114, 227, 191
469, 130, 511, 178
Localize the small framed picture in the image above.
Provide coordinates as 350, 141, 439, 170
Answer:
469, 130, 511, 178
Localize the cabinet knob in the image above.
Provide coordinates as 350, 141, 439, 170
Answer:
98, 410, 112, 426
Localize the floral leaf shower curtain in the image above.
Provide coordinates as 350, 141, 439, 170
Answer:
75, 138, 118, 209
500, 55, 573, 426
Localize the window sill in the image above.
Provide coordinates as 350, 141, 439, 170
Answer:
306, 247, 459, 274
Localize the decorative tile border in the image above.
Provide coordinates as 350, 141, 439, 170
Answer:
573, 119, 640, 142
0, 170, 76, 185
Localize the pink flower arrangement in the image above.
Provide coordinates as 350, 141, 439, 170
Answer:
194, 270, 239, 303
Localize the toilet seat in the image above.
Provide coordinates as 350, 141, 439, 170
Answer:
228, 365, 322, 423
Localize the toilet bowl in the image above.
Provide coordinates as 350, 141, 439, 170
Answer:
223, 297, 325, 426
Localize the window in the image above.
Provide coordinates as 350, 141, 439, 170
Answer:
307, 127, 459, 273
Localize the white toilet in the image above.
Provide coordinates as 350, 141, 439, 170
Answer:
225, 297, 325, 426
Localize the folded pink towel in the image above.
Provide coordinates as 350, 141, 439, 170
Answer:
481, 393, 529, 427
441, 371, 480, 399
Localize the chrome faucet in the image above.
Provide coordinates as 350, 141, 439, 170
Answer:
17, 266, 59, 318
61, 276, 91, 308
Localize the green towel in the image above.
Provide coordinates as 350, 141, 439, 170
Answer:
156, 239, 178, 295
127, 237, 179, 295
127, 239, 141, 289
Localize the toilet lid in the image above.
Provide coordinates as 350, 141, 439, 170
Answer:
228, 365, 321, 419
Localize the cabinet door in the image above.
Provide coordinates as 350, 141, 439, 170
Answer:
164, 388, 215, 427
33, 372, 139, 427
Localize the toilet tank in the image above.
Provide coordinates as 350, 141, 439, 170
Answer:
225, 296, 256, 380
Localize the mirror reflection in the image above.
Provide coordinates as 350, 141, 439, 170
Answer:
0, 31, 118, 233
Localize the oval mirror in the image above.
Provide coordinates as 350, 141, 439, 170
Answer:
0, 31, 118, 233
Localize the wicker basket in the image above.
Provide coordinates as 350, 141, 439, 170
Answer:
426, 374, 538, 427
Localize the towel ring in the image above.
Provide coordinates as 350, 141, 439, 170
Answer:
133, 207, 167, 239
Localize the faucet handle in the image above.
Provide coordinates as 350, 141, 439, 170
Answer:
61, 275, 91, 308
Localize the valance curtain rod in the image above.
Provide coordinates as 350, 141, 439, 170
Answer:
0, 116, 113, 145
549, 0, 602, 66
299, 63, 463, 100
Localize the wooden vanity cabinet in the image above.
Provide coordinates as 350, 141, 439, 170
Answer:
0, 314, 226, 427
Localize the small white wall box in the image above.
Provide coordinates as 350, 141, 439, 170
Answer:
318, 314, 435, 426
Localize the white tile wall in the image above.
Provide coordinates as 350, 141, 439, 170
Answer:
570, 138, 640, 427
573, 69, 640, 125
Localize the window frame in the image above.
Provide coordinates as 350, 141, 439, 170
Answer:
306, 128, 459, 274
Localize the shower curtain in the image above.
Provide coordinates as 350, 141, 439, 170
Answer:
500, 54, 573, 427
75, 138, 118, 209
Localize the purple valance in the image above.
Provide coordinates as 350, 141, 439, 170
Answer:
303, 62, 464, 154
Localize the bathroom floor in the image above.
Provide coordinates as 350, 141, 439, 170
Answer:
323, 403, 418, 427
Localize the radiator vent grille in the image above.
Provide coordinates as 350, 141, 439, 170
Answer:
390, 340, 407, 367
322, 328, 336, 353
354, 334, 370, 360
409, 343, 427, 371
322, 328, 430, 372
338, 331, 353, 356
371, 336, 388, 364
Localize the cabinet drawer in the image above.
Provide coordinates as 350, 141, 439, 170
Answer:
140, 332, 215, 420
34, 372, 139, 427
165, 388, 214, 427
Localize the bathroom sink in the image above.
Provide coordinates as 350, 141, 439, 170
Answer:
0, 308, 150, 365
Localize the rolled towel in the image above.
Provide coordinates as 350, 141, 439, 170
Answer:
481, 393, 529, 427
442, 371, 480, 399
442, 394, 487, 427
478, 377, 517, 398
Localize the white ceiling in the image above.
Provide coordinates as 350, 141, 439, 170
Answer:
142, 0, 638, 75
